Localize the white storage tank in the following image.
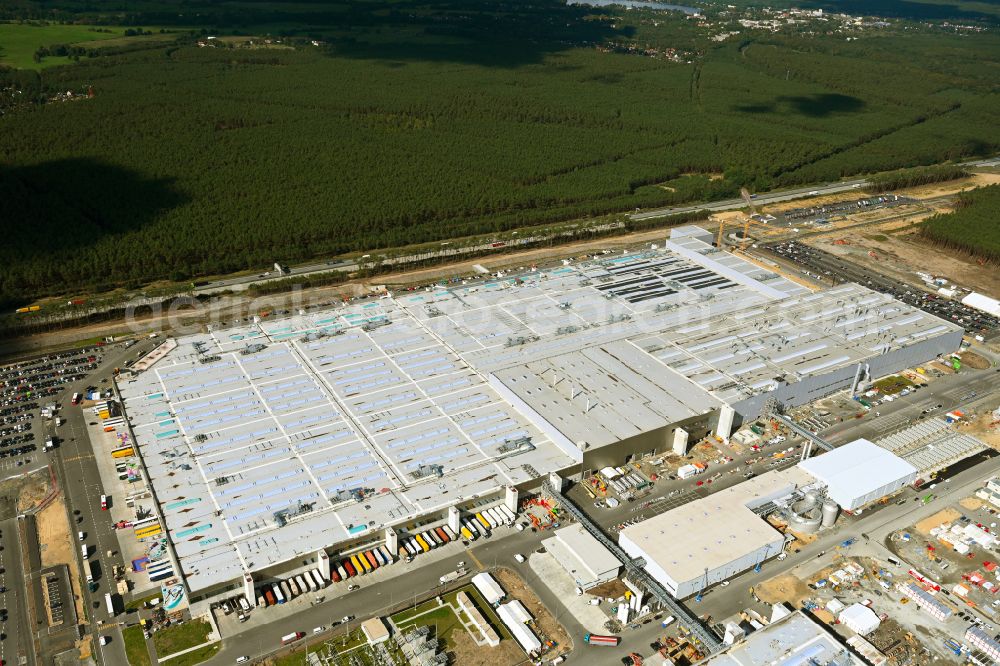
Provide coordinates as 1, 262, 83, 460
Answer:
821, 499, 839, 528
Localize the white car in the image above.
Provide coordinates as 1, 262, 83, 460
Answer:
777, 553, 788, 561
313, 626, 325, 634
720, 581, 730, 587
574, 587, 583, 596
514, 553, 526, 563
98, 636, 109, 646
236, 658, 250, 664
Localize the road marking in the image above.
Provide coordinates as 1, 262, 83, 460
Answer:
468, 549, 484, 571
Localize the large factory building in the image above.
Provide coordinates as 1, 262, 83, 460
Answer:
115, 226, 962, 606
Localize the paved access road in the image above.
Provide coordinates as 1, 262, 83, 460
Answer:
819, 368, 999, 446
45, 341, 158, 665
203, 527, 560, 665
630, 180, 869, 222
0, 516, 32, 666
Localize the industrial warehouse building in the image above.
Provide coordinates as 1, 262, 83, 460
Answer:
114, 226, 963, 606
618, 467, 817, 599
618, 440, 928, 599
799, 439, 918, 511
542, 523, 621, 589
703, 608, 866, 665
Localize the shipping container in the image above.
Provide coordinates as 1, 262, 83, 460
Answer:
352, 554, 368, 574
415, 534, 430, 552
442, 525, 457, 541
331, 567, 341, 583
365, 550, 378, 569
272, 583, 285, 604
264, 588, 276, 606
280, 581, 293, 600
435, 527, 450, 543
288, 578, 300, 597
425, 530, 441, 548
464, 518, 482, 538
343, 559, 356, 577
378, 545, 393, 564
372, 548, 386, 567
475, 513, 491, 532
461, 525, 475, 540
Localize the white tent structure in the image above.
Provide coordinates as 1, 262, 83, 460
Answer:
839, 603, 880, 636
962, 292, 1000, 317
471, 572, 505, 605
497, 602, 542, 653
798, 439, 917, 510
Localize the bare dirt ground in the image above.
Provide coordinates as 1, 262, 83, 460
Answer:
449, 624, 523, 666
966, 411, 1000, 449
492, 567, 572, 656
914, 508, 960, 535
959, 497, 984, 511
37, 495, 88, 631
15, 469, 51, 514
753, 572, 811, 606
38, 497, 72, 568
893, 172, 1000, 199
807, 215, 1000, 298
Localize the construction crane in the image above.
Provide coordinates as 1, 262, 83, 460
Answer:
716, 216, 776, 251
716, 187, 771, 250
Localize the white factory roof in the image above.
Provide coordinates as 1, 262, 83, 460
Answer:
876, 418, 987, 475
705, 610, 865, 665
618, 467, 815, 585
542, 523, 621, 581
798, 439, 917, 509
116, 228, 960, 591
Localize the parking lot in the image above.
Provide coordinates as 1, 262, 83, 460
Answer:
763, 241, 1000, 338
769, 194, 915, 227
0, 348, 105, 464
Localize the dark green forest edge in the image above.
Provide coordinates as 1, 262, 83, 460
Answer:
1, 0, 999, 309
922, 184, 1000, 264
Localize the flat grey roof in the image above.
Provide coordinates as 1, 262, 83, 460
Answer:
542, 523, 621, 580
705, 610, 865, 665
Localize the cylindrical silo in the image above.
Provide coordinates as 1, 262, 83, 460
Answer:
821, 499, 839, 528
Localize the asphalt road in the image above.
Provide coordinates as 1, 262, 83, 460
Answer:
630, 180, 869, 222
0, 516, 30, 666
819, 368, 1000, 446
45, 341, 156, 665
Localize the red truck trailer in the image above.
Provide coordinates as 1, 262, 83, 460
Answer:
584, 634, 620, 647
